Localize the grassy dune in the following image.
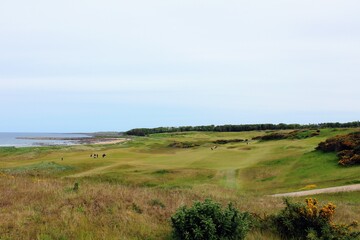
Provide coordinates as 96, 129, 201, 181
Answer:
0, 128, 359, 239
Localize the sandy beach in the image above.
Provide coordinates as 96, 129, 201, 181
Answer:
81, 138, 130, 145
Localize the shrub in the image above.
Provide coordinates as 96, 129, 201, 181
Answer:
253, 130, 319, 141
168, 141, 200, 148
316, 132, 360, 166
171, 199, 252, 240
273, 198, 360, 240
213, 139, 244, 144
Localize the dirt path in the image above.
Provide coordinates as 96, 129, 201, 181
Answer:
66, 162, 125, 178
272, 184, 360, 197
225, 169, 237, 189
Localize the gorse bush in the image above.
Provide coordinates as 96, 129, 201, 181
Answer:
316, 132, 360, 166
168, 141, 200, 148
273, 198, 360, 240
171, 199, 252, 240
252, 130, 320, 141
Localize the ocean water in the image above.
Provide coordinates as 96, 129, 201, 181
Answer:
0, 132, 90, 147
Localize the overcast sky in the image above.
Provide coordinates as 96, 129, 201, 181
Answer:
0, 0, 359, 132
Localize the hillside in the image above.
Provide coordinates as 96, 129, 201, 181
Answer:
0, 128, 359, 239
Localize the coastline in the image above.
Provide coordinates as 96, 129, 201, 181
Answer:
78, 137, 130, 145
15, 137, 130, 145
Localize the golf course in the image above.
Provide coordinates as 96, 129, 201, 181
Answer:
1, 127, 360, 239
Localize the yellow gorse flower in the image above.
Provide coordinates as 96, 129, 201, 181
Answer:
304, 198, 318, 218
319, 203, 336, 221
301, 198, 336, 221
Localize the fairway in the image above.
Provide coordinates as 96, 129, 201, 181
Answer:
1, 128, 359, 195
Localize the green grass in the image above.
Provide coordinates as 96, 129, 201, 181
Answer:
0, 128, 359, 239
2, 161, 73, 174
1, 128, 359, 194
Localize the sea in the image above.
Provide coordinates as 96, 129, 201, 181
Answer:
0, 132, 91, 147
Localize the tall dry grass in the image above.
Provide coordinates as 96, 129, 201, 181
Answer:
0, 174, 359, 239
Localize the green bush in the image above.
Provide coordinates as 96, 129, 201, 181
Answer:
171, 199, 252, 240
273, 198, 360, 240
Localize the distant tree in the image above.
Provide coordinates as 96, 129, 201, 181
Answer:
125, 121, 360, 136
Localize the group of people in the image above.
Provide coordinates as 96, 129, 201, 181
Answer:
90, 153, 106, 158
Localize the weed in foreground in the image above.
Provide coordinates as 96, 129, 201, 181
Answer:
273, 198, 360, 240
72, 182, 79, 191
149, 199, 166, 209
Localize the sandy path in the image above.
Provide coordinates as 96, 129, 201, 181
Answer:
67, 162, 125, 178
272, 184, 360, 197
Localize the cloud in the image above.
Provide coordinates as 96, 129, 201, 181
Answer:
0, 0, 359, 131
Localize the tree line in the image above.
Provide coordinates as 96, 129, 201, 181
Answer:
125, 121, 360, 136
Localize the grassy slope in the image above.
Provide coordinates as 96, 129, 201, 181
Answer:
2, 128, 359, 194
0, 128, 359, 239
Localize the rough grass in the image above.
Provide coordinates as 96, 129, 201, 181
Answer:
0, 176, 358, 240
0, 128, 359, 239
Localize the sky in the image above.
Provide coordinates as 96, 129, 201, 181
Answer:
0, 0, 359, 132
